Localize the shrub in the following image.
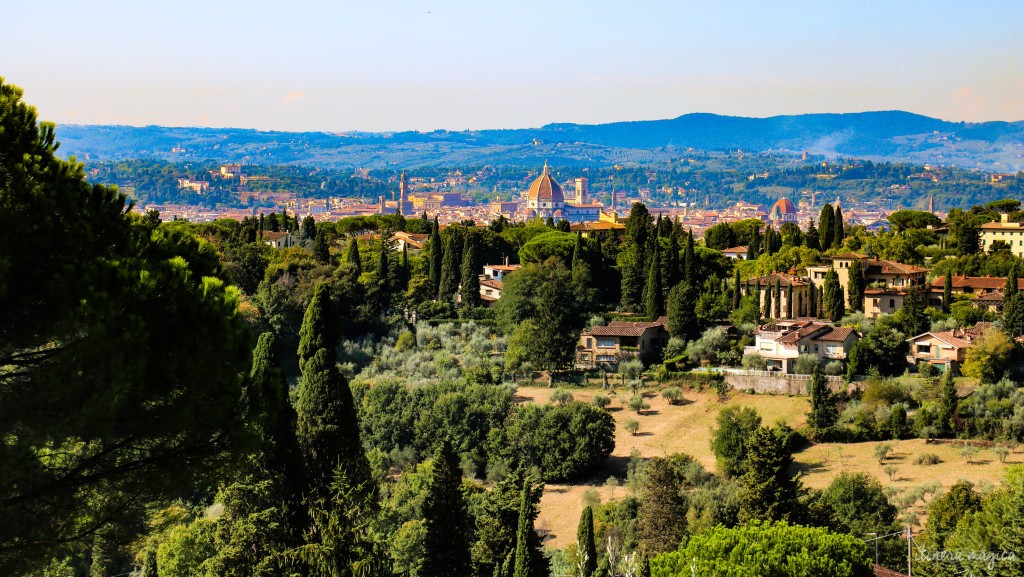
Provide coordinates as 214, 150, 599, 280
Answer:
794, 353, 821, 375
995, 446, 1011, 463
824, 360, 844, 376
550, 388, 574, 406
874, 443, 893, 465
914, 453, 941, 466
625, 419, 641, 436
592, 394, 611, 409
862, 378, 912, 407
960, 444, 980, 464
917, 361, 937, 379
883, 465, 898, 481
661, 386, 682, 405
628, 395, 650, 414
742, 353, 767, 371
582, 488, 601, 507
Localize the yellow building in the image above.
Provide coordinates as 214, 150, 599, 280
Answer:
980, 214, 1024, 258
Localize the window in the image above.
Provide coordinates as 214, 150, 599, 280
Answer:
597, 354, 616, 362
814, 344, 820, 353
889, 299, 895, 309
597, 338, 616, 349
587, 338, 593, 348
917, 344, 931, 355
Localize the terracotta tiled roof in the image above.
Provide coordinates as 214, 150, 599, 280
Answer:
864, 259, 929, 275
922, 331, 973, 349
818, 327, 856, 342
829, 252, 869, 260
587, 316, 668, 337
722, 246, 748, 254
967, 322, 994, 335
751, 272, 809, 287
527, 162, 564, 203
480, 278, 503, 290
929, 276, 1024, 291
873, 565, 908, 577
485, 264, 522, 272
262, 231, 291, 241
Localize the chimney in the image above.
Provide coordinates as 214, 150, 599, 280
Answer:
1002, 213, 1010, 224
504, 255, 509, 266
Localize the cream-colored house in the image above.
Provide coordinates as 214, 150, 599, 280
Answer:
980, 214, 1024, 258
743, 320, 859, 373
907, 323, 990, 372
577, 317, 670, 367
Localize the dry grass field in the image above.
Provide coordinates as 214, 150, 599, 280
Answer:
517, 384, 1017, 549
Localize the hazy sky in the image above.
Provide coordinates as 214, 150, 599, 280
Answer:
2, 1, 1021, 131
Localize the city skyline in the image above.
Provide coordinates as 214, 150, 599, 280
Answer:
2, 0, 1021, 132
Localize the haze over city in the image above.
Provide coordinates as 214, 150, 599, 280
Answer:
2, 0, 1022, 132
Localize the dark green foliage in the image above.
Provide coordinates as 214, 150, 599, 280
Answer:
808, 279, 818, 318
296, 282, 338, 373
439, 227, 464, 301
492, 402, 615, 482
422, 439, 471, 577
376, 236, 391, 295
772, 279, 781, 320
652, 521, 872, 577
937, 370, 959, 437
819, 204, 835, 250
762, 279, 773, 319
429, 217, 442, 296
846, 326, 908, 379
345, 237, 361, 273
786, 283, 794, 318
927, 480, 982, 547
847, 259, 865, 312
472, 469, 545, 577
461, 235, 482, 309
1004, 261, 1024, 338
738, 426, 803, 523
313, 228, 331, 264
703, 222, 736, 250
683, 230, 696, 283
667, 281, 698, 341
733, 269, 741, 309
664, 231, 680, 289
895, 285, 928, 337
808, 365, 839, 431
710, 406, 763, 477
887, 209, 942, 232
817, 472, 899, 563
645, 243, 664, 319
0, 78, 253, 571
577, 506, 597, 577
822, 269, 844, 321
518, 230, 576, 264
636, 458, 688, 555
942, 272, 953, 314
804, 218, 821, 250
512, 484, 538, 577
833, 205, 845, 247
301, 215, 317, 241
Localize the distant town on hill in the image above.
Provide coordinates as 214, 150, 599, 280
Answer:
56, 111, 1024, 171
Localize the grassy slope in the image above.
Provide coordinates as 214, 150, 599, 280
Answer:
518, 385, 1016, 549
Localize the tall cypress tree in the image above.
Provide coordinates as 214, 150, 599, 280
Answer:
429, 217, 442, 297
399, 244, 410, 293
833, 206, 845, 248
345, 237, 361, 273
786, 283, 793, 319
461, 235, 481, 309
763, 279, 773, 319
376, 236, 390, 292
302, 215, 317, 241
645, 244, 664, 319
636, 458, 688, 554
772, 279, 781, 320
665, 231, 680, 289
512, 483, 536, 577
1003, 262, 1024, 338
753, 280, 762, 323
804, 218, 820, 251
808, 282, 818, 318
438, 228, 462, 301
748, 227, 761, 260
738, 426, 803, 523
942, 273, 953, 314
249, 332, 300, 473
819, 204, 835, 250
295, 284, 371, 498
847, 259, 865, 312
576, 506, 597, 577
808, 365, 837, 430
823, 269, 843, 321
422, 438, 471, 577
733, 268, 741, 309
683, 230, 696, 283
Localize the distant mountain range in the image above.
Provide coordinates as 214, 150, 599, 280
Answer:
56, 111, 1024, 171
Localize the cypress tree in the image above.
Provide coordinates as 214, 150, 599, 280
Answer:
302, 215, 317, 241
937, 370, 958, 437
942, 273, 953, 314
313, 228, 331, 264
804, 218, 820, 250
399, 244, 410, 292
772, 279, 781, 320
1003, 262, 1024, 338
645, 244, 664, 319
808, 365, 837, 430
438, 228, 462, 301
376, 236, 390, 292
763, 279, 773, 319
748, 227, 760, 260
847, 259, 865, 312
733, 268, 741, 309
819, 204, 835, 250
422, 438, 471, 577
345, 237, 361, 273
665, 231, 680, 288
786, 283, 793, 319
901, 285, 928, 337
823, 269, 843, 321
295, 284, 371, 497
738, 426, 802, 523
808, 282, 817, 318
429, 217, 442, 296
249, 332, 299, 471
576, 506, 597, 577
683, 230, 696, 283
753, 279, 762, 322
461, 235, 481, 309
833, 206, 845, 248
512, 483, 535, 577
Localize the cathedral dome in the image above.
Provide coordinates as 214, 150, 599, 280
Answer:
527, 162, 564, 205
768, 198, 797, 221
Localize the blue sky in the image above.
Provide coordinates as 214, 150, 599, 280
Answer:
1, 0, 1021, 131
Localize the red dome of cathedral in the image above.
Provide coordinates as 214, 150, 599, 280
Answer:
768, 198, 798, 221
527, 162, 564, 204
